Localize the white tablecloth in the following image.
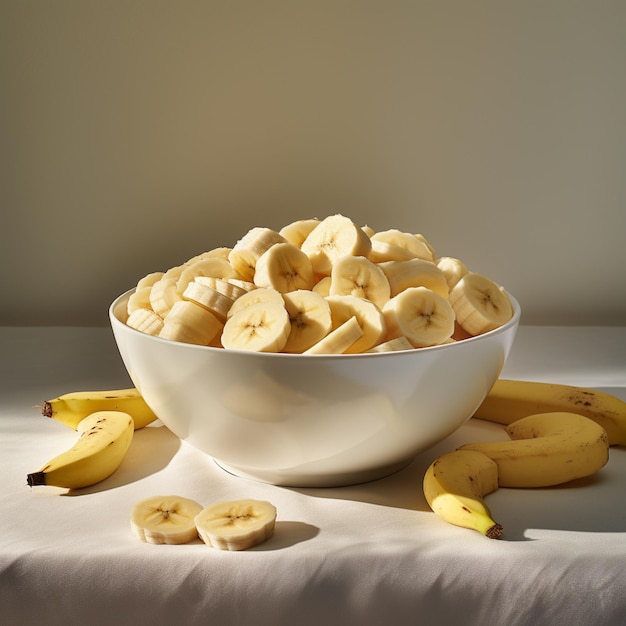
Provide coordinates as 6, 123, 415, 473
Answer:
1, 325, 625, 626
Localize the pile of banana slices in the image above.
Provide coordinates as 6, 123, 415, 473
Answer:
125, 213, 514, 353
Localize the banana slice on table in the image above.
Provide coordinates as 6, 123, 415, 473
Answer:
281, 289, 333, 353
131, 495, 204, 545
279, 218, 321, 248
383, 286, 455, 348
221, 301, 291, 352
436, 256, 470, 290
300, 214, 372, 275
159, 300, 224, 346
303, 315, 364, 354
253, 242, 315, 293
329, 255, 391, 310
195, 499, 277, 551
378, 258, 449, 298
325, 294, 387, 353
449, 272, 513, 335
228, 227, 287, 281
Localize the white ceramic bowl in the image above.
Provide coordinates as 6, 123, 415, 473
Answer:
110, 291, 520, 487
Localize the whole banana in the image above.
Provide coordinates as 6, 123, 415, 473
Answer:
27, 411, 134, 489
422, 450, 503, 539
42, 388, 158, 430
460, 412, 609, 488
474, 379, 626, 446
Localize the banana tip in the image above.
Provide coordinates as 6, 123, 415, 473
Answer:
486, 523, 504, 540
26, 472, 46, 488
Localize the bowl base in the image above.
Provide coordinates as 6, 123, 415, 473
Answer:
212, 456, 415, 488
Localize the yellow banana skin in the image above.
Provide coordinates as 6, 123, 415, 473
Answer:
27, 411, 134, 489
423, 450, 503, 539
460, 412, 609, 488
474, 379, 626, 446
42, 388, 158, 430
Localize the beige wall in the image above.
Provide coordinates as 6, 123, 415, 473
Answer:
2, 1, 625, 326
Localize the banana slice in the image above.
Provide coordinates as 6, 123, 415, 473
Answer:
126, 285, 154, 316
228, 227, 287, 281
301, 214, 372, 275
226, 287, 285, 320
368, 239, 418, 263
223, 278, 257, 291
378, 258, 449, 298
279, 218, 321, 248
369, 229, 434, 262
325, 294, 387, 353
131, 495, 204, 545
414, 233, 437, 259
282, 289, 333, 353
183, 280, 236, 321
436, 256, 470, 290
383, 286, 455, 347
253, 242, 315, 293
303, 315, 364, 354
159, 300, 224, 346
194, 276, 252, 301
195, 499, 277, 551
128, 269, 165, 315
149, 275, 184, 318
176, 257, 242, 294
136, 271, 166, 290
185, 247, 232, 264
126, 307, 164, 336
367, 336, 414, 352
449, 272, 513, 335
228, 278, 258, 291
361, 224, 376, 237
329, 255, 391, 310
312, 275, 332, 297
221, 301, 291, 352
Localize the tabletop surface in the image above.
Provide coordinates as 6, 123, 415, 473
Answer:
1, 325, 625, 626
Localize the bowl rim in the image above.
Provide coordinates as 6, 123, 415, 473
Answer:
110, 288, 521, 360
